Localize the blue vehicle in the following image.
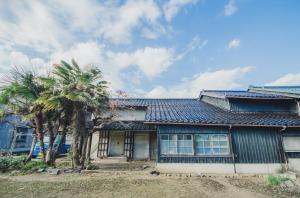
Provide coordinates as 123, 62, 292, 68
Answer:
33, 135, 71, 158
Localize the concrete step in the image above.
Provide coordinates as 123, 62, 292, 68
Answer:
97, 156, 127, 163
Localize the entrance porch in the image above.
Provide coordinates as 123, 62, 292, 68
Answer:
97, 130, 157, 161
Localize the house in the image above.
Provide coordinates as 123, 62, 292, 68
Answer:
0, 114, 33, 154
91, 87, 300, 174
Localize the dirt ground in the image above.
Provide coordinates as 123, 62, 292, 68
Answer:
0, 170, 299, 198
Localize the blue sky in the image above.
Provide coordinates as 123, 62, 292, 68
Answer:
0, 0, 300, 98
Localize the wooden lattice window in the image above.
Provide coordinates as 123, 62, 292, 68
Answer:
124, 131, 134, 160
98, 131, 109, 158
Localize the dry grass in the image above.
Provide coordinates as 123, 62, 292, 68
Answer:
0, 171, 299, 198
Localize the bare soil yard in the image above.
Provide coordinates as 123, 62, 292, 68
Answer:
0, 171, 299, 198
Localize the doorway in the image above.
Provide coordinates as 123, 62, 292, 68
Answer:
109, 131, 125, 156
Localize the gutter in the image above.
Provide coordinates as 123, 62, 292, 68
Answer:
143, 121, 300, 128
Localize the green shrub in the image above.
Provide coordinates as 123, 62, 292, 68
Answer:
21, 161, 46, 173
0, 157, 11, 171
265, 175, 288, 186
0, 155, 46, 173
0, 156, 26, 172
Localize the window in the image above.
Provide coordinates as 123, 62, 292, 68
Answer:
194, 134, 229, 156
160, 134, 193, 155
15, 127, 28, 144
283, 136, 300, 152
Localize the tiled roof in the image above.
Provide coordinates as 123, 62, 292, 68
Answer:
200, 90, 291, 99
109, 98, 300, 127
110, 98, 195, 107
249, 86, 300, 98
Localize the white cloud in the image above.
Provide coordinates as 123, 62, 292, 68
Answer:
100, 0, 162, 44
0, 1, 71, 53
163, 0, 197, 22
50, 42, 105, 69
224, 0, 238, 16
266, 73, 300, 86
108, 47, 175, 78
176, 36, 208, 60
228, 38, 240, 49
146, 66, 254, 98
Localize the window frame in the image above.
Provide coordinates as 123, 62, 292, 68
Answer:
194, 133, 231, 157
160, 133, 232, 157
160, 134, 194, 156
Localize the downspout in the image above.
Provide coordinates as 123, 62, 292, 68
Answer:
297, 100, 300, 116
280, 126, 289, 172
229, 124, 236, 174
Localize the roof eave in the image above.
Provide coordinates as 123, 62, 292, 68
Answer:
144, 121, 300, 128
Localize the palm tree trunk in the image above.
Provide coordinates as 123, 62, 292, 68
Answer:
80, 135, 88, 169
72, 132, 81, 166
27, 134, 37, 161
86, 133, 93, 163
72, 102, 86, 167
45, 119, 55, 165
53, 128, 66, 160
35, 109, 45, 161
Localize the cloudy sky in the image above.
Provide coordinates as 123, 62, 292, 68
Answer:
0, 0, 300, 98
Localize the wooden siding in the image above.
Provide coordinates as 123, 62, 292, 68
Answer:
229, 98, 297, 113
201, 95, 230, 110
231, 127, 285, 163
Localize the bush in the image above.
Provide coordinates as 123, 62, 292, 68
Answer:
0, 155, 46, 173
0, 155, 26, 172
21, 161, 46, 172
265, 175, 288, 186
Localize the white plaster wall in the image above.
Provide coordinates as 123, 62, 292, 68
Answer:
156, 163, 283, 174
134, 132, 149, 160
156, 163, 235, 174
288, 159, 300, 173
90, 132, 99, 159
235, 164, 282, 174
113, 109, 146, 121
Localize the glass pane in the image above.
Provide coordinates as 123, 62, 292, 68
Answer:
203, 134, 209, 140
185, 135, 192, 140
185, 147, 193, 154
161, 142, 169, 154
169, 140, 177, 147
204, 141, 211, 147
178, 140, 184, 147
213, 148, 220, 154
195, 141, 204, 147
185, 141, 193, 147
178, 135, 183, 140
178, 147, 185, 154
161, 135, 169, 140
204, 148, 213, 155
196, 148, 204, 155
212, 141, 220, 147
219, 135, 228, 141
169, 147, 177, 154
211, 135, 219, 141
195, 135, 205, 141
170, 134, 177, 140
220, 148, 229, 154
219, 141, 228, 147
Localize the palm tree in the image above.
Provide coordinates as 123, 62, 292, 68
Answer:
0, 70, 46, 161
39, 60, 109, 167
